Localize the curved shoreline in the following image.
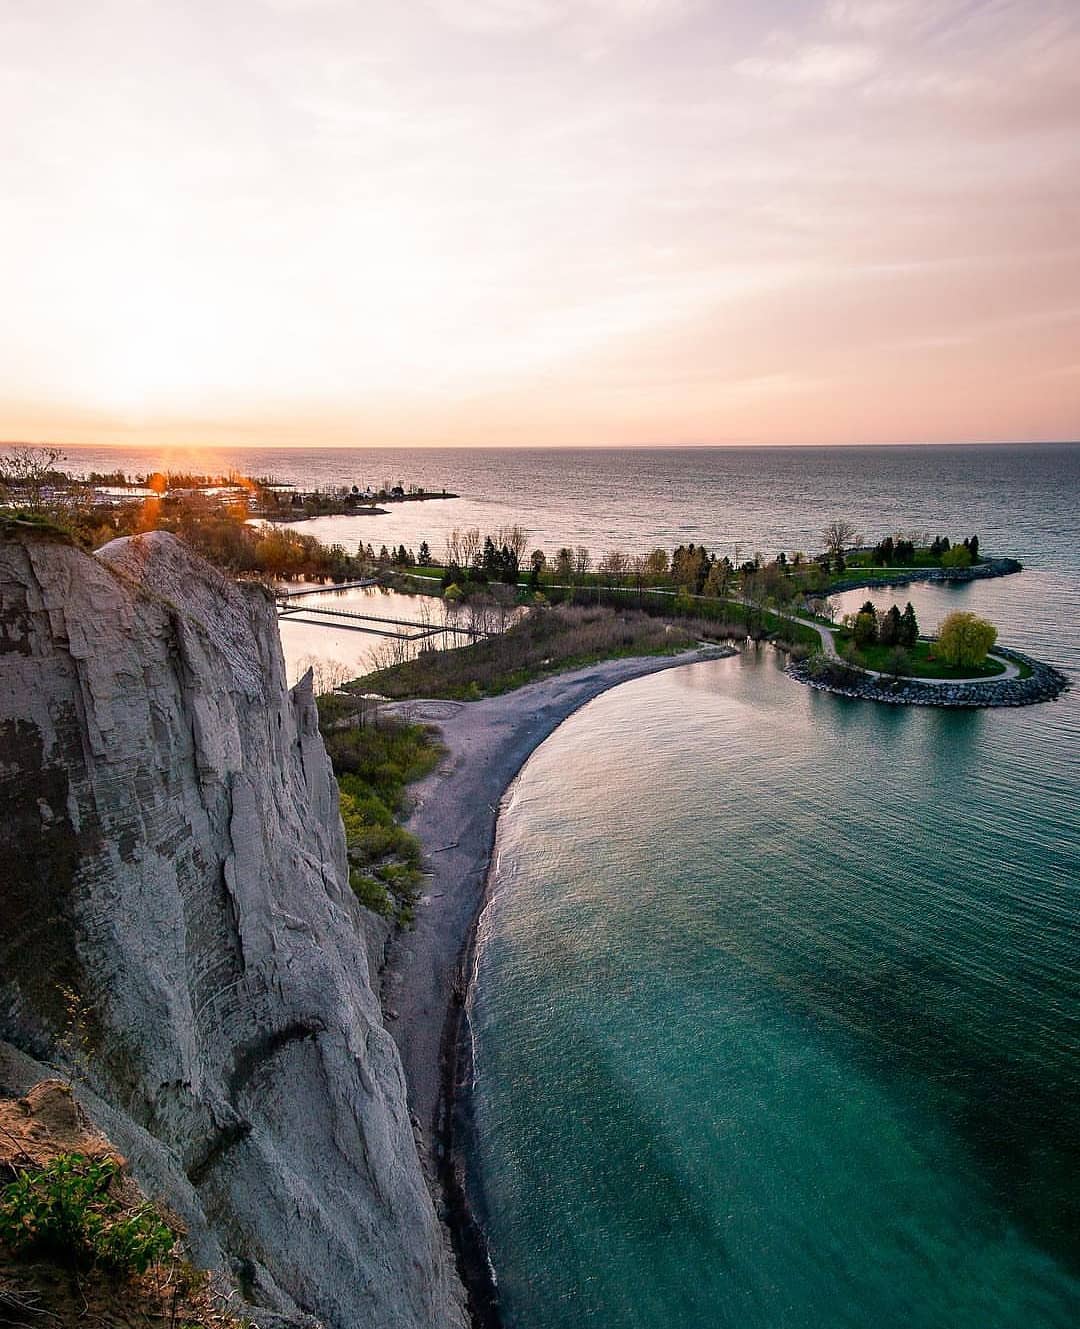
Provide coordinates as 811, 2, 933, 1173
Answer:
379, 647, 734, 1324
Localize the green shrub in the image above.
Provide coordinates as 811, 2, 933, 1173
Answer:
936, 611, 996, 666
375, 861, 423, 894
324, 722, 442, 805
93, 1205, 176, 1274
805, 651, 860, 686
0, 1154, 174, 1275
315, 692, 360, 727
322, 720, 443, 928
940, 544, 972, 569
349, 868, 393, 916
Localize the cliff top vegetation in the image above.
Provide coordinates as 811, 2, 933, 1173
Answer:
0, 1081, 250, 1329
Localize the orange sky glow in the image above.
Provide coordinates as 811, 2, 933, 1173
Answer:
2, 0, 1079, 448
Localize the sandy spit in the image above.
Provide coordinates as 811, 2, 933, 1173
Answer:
377, 647, 736, 1325
380, 647, 720, 1152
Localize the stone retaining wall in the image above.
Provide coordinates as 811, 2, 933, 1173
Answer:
786, 646, 1068, 709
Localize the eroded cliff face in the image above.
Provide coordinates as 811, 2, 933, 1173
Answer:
0, 530, 465, 1329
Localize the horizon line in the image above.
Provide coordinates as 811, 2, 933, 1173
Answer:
4, 437, 1079, 453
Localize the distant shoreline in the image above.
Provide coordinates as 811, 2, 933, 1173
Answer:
40, 440, 1080, 453
823, 555, 1022, 596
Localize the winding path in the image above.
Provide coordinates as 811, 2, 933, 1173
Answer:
789, 613, 1020, 683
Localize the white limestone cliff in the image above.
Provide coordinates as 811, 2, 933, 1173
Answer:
0, 529, 466, 1329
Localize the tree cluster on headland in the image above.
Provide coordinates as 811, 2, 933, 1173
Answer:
831, 598, 1001, 679
845, 599, 920, 650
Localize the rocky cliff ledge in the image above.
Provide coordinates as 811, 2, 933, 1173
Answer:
0, 530, 465, 1329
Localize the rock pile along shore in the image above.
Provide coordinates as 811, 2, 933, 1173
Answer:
786, 647, 1068, 708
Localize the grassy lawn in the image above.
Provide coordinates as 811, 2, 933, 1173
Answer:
350, 604, 696, 700
835, 634, 1006, 679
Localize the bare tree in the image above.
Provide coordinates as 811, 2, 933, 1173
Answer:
0, 445, 67, 512
822, 519, 856, 559
413, 597, 436, 652
460, 527, 482, 568
574, 545, 591, 575
496, 524, 528, 560
442, 593, 471, 647
630, 553, 650, 597
466, 594, 496, 637
369, 635, 412, 671
294, 654, 353, 694
597, 550, 629, 597
645, 547, 669, 576
489, 583, 518, 633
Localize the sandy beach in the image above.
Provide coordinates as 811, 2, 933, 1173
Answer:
380, 647, 726, 1156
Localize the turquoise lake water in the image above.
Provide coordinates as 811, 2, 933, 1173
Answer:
470, 642, 1079, 1327
457, 450, 1080, 1328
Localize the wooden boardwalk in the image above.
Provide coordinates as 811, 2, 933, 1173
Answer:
275, 578, 378, 598
276, 600, 490, 641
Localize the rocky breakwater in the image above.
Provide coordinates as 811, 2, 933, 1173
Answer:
787, 647, 1068, 708
0, 529, 465, 1329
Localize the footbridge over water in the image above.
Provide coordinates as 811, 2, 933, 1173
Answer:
276, 595, 491, 642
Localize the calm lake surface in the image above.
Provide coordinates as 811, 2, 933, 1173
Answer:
67, 442, 1079, 1325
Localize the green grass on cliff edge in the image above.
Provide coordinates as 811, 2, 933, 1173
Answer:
317, 708, 443, 924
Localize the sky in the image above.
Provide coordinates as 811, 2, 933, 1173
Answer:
2, 0, 1079, 448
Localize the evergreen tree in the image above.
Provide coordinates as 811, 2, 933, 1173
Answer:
874, 536, 895, 565
418, 540, 431, 565
500, 544, 519, 585
853, 611, 877, 647
900, 602, 919, 647
879, 604, 902, 646
855, 601, 879, 645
